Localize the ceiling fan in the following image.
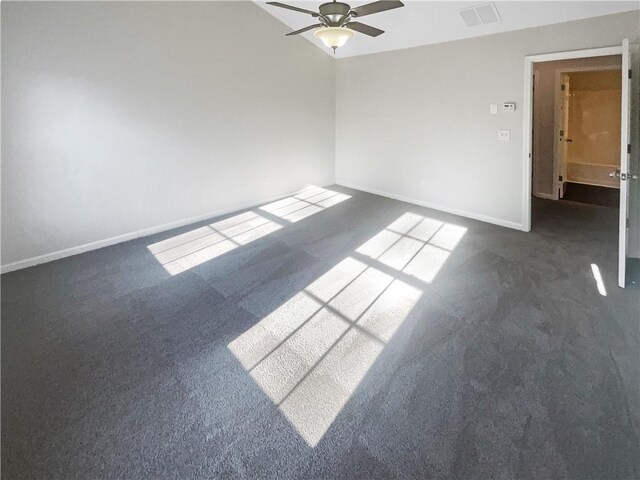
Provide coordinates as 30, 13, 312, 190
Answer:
266, 0, 405, 52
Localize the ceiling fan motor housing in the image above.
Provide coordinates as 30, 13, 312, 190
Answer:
319, 2, 352, 26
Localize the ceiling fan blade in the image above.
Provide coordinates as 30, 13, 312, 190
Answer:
286, 23, 323, 36
350, 1, 404, 18
346, 22, 384, 37
266, 2, 319, 17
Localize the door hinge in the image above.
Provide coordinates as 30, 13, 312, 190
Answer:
559, 175, 563, 181
629, 144, 632, 154
629, 69, 632, 79
561, 84, 566, 91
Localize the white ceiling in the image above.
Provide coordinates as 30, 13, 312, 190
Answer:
255, 1, 640, 58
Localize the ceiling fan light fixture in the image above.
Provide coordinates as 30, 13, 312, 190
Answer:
313, 27, 354, 50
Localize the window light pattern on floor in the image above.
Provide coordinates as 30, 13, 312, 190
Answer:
228, 212, 467, 446
590, 263, 607, 296
147, 187, 350, 275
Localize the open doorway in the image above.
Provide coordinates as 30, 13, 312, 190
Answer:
557, 68, 622, 206
523, 41, 639, 288
532, 58, 622, 206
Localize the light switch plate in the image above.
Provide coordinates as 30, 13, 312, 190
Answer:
490, 104, 498, 115
498, 129, 510, 141
503, 102, 516, 112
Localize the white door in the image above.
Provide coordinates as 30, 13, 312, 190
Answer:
618, 39, 640, 287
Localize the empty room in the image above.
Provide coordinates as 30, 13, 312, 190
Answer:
2, 1, 639, 478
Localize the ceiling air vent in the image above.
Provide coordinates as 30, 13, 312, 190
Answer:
458, 3, 502, 27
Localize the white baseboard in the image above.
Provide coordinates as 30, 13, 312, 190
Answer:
534, 192, 556, 200
337, 181, 525, 231
1, 184, 334, 274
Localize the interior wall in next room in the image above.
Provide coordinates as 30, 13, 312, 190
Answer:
565, 69, 621, 188
335, 11, 639, 229
1, 1, 336, 270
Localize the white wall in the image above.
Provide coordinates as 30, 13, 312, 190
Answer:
335, 11, 640, 230
532, 56, 621, 198
1, 1, 335, 269
3, 5, 639, 271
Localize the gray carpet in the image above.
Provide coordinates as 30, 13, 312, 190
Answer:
2, 186, 639, 479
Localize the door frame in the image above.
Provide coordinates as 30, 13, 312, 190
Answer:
553, 65, 622, 199
556, 72, 571, 199
522, 45, 623, 232
531, 69, 554, 199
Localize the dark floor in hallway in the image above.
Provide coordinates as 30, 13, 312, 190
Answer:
562, 182, 620, 208
2, 187, 639, 479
